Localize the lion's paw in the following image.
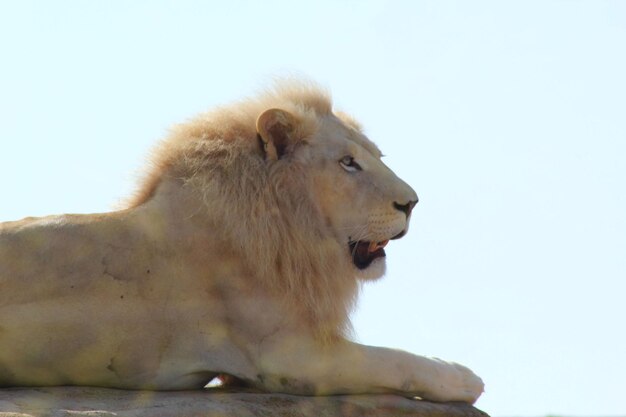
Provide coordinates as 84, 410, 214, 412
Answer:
422, 359, 484, 404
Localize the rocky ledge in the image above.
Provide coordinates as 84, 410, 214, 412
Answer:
0, 387, 489, 417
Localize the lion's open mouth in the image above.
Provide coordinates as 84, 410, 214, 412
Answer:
349, 240, 389, 270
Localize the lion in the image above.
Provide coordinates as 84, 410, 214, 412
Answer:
0, 81, 484, 404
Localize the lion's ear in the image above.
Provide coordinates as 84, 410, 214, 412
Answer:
256, 108, 297, 161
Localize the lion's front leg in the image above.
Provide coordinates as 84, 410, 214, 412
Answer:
255, 338, 484, 404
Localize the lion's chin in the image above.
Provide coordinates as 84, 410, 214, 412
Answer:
349, 241, 389, 281
353, 257, 386, 281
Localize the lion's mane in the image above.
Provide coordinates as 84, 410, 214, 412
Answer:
127, 82, 360, 339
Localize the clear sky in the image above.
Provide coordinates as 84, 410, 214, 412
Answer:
1, 1, 625, 416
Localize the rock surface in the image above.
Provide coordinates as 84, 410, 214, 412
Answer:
0, 387, 489, 417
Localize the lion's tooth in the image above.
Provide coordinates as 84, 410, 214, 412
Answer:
368, 241, 377, 253
368, 240, 389, 252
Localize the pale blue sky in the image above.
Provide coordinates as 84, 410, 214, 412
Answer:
1, 1, 625, 416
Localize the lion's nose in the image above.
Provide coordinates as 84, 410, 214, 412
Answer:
393, 198, 418, 218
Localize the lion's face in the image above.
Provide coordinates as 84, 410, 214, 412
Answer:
295, 115, 418, 281
256, 107, 418, 281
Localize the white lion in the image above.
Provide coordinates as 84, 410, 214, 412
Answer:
0, 81, 484, 404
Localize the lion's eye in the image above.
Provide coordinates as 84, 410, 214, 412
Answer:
339, 156, 362, 172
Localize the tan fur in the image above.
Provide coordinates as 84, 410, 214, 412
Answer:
0, 81, 484, 403
128, 82, 358, 339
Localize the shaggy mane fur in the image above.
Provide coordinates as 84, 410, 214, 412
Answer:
128, 82, 361, 339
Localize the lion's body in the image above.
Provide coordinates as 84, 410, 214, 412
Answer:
0, 82, 484, 403
0, 209, 239, 389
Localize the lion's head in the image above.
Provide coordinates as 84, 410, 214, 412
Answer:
128, 81, 417, 335
255, 105, 418, 282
